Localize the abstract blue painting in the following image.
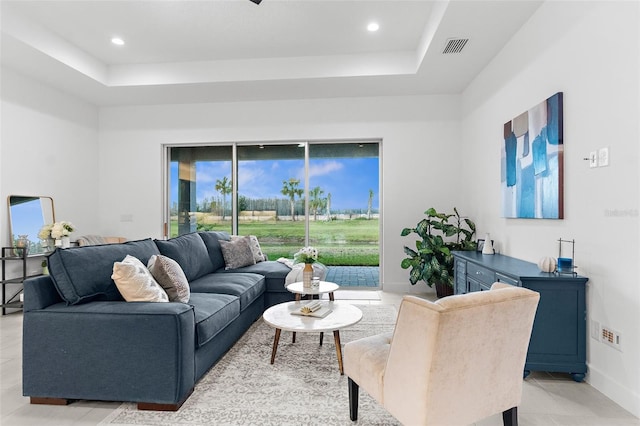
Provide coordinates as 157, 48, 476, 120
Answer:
502, 92, 563, 219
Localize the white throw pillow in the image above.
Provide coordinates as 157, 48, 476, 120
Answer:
148, 254, 190, 303
111, 255, 169, 302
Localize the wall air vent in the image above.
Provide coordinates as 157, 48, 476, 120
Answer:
442, 38, 469, 54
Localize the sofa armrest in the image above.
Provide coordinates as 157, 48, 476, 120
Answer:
23, 276, 63, 311
23, 301, 196, 405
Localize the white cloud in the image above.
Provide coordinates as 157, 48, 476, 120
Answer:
309, 160, 343, 178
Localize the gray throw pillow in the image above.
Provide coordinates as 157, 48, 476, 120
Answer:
220, 236, 256, 270
147, 254, 190, 303
230, 234, 267, 263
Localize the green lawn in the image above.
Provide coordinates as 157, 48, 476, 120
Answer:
172, 217, 380, 266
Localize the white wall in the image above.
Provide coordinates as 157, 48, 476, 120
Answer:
98, 95, 462, 294
0, 66, 100, 277
461, 1, 640, 416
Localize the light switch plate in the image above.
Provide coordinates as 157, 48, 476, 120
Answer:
589, 151, 598, 168
598, 147, 609, 167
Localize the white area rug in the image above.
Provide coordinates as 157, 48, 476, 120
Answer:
100, 304, 399, 426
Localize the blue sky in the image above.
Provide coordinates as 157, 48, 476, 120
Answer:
171, 157, 379, 211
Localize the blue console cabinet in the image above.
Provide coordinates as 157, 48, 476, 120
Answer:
452, 251, 588, 382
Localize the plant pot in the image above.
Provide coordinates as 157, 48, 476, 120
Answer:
435, 281, 454, 298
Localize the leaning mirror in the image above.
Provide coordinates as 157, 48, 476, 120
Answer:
8, 195, 56, 255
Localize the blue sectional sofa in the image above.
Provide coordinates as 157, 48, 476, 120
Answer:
22, 231, 293, 411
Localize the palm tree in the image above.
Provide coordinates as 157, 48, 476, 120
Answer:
215, 176, 232, 221
367, 188, 374, 220
326, 192, 332, 221
309, 186, 325, 221
281, 178, 303, 221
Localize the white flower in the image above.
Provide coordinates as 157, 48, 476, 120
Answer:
38, 224, 53, 240
49, 221, 75, 239
294, 246, 319, 264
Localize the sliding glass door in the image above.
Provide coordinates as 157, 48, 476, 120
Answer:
237, 143, 305, 259
308, 142, 379, 266
166, 140, 380, 284
168, 146, 233, 237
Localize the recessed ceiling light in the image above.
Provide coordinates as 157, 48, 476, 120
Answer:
111, 37, 125, 46
367, 22, 379, 32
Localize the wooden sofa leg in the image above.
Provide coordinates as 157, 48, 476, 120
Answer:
137, 387, 194, 411
348, 377, 359, 421
502, 406, 518, 426
31, 397, 74, 406
138, 401, 182, 411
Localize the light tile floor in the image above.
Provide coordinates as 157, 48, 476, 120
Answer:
1, 291, 638, 426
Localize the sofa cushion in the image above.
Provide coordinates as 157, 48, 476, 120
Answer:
48, 238, 160, 305
154, 233, 214, 282
188, 293, 240, 348
220, 237, 256, 269
111, 255, 169, 302
147, 254, 190, 303
198, 231, 230, 272
222, 261, 291, 293
189, 272, 265, 311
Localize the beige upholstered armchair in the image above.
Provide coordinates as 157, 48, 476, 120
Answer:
344, 283, 540, 426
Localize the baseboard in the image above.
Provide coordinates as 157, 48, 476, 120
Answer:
381, 281, 436, 296
587, 364, 640, 418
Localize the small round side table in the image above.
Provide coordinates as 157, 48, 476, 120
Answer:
286, 281, 339, 302
285, 281, 340, 344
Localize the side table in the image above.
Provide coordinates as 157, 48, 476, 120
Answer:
286, 281, 340, 344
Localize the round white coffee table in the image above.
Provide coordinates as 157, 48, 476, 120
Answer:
286, 281, 339, 301
262, 301, 362, 375
286, 281, 340, 344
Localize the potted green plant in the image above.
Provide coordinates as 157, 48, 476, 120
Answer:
401, 207, 476, 298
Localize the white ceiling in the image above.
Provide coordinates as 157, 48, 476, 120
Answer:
0, 0, 543, 106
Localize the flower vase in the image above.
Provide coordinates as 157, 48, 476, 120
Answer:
61, 236, 71, 249
55, 239, 62, 248
303, 263, 313, 289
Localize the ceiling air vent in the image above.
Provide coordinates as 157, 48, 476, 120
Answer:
442, 38, 469, 54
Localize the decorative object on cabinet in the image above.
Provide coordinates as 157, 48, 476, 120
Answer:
8, 195, 55, 255
557, 238, 576, 275
401, 207, 476, 298
452, 251, 588, 382
481, 232, 495, 255
537, 256, 557, 273
1, 247, 42, 315
502, 92, 564, 219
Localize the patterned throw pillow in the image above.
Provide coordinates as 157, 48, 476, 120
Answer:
220, 236, 256, 269
230, 235, 267, 263
111, 255, 168, 302
147, 254, 190, 303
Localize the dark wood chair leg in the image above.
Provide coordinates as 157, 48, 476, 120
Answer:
348, 377, 359, 421
502, 406, 518, 426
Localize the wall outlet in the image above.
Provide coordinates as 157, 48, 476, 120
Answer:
589, 151, 598, 168
598, 147, 610, 167
601, 325, 622, 351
